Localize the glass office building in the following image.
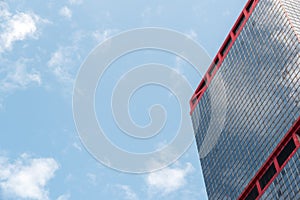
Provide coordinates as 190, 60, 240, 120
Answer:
190, 0, 300, 199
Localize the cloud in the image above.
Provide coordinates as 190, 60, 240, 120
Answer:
0, 57, 42, 110
0, 2, 10, 19
48, 29, 117, 86
146, 162, 194, 195
0, 2, 47, 107
0, 58, 42, 93
47, 46, 77, 84
72, 142, 82, 152
0, 154, 59, 200
92, 29, 117, 43
0, 2, 43, 53
56, 193, 71, 200
184, 30, 198, 40
117, 185, 138, 200
59, 6, 72, 19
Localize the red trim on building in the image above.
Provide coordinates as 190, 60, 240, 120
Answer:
238, 117, 300, 200
190, 0, 260, 114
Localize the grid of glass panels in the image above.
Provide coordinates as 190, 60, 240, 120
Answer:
261, 149, 300, 200
280, 0, 300, 41
191, 0, 300, 199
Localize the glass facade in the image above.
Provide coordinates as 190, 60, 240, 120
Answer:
261, 150, 300, 199
191, 0, 300, 199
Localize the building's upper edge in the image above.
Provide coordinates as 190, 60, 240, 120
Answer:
189, 0, 260, 115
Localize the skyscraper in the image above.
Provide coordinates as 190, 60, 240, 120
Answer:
190, 0, 300, 199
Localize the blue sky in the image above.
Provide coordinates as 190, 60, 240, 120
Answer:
0, 0, 247, 199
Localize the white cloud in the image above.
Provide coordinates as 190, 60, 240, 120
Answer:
47, 46, 76, 84
184, 30, 198, 40
56, 193, 71, 200
0, 3, 47, 106
92, 29, 116, 43
174, 56, 185, 74
0, 58, 42, 93
72, 142, 82, 151
117, 185, 138, 200
48, 29, 116, 86
0, 2, 43, 53
146, 162, 194, 195
59, 6, 72, 19
0, 2, 10, 19
0, 154, 59, 200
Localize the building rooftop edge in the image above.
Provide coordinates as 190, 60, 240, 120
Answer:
190, 0, 260, 115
